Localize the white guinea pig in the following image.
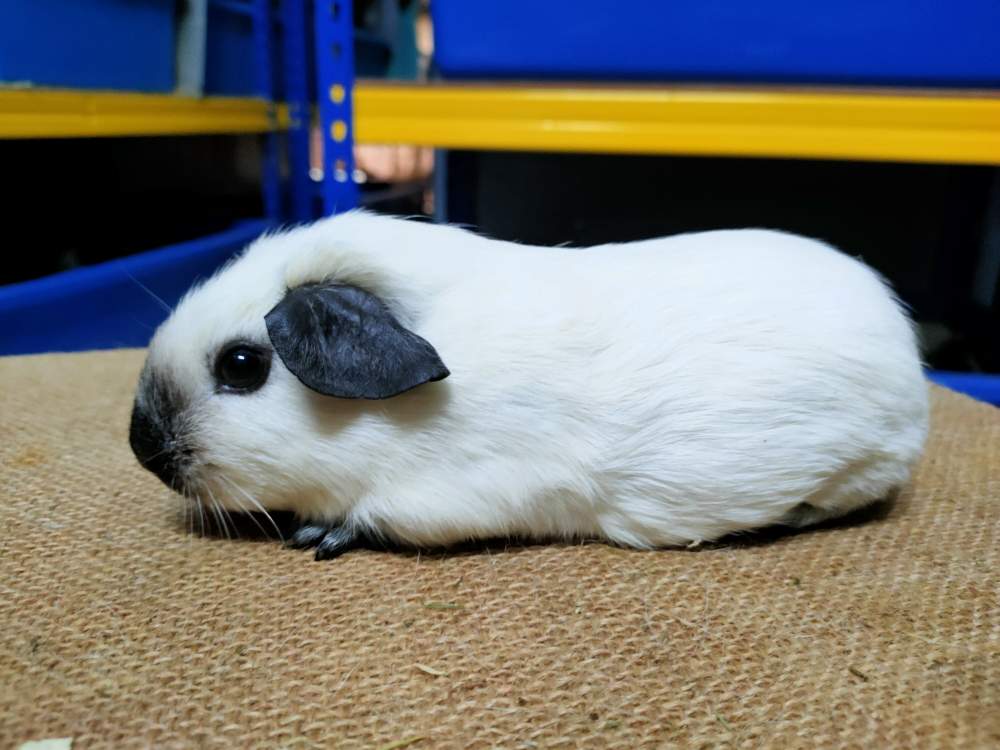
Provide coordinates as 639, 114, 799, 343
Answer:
129, 211, 929, 559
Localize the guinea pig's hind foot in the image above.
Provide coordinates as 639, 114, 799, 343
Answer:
286, 523, 359, 561
777, 502, 841, 528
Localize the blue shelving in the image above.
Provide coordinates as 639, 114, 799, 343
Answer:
315, 0, 360, 214
0, 221, 271, 355
281, 0, 316, 223
0, 0, 361, 355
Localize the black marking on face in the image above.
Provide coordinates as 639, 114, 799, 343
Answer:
129, 371, 192, 493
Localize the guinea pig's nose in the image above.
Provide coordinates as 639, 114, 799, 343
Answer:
129, 406, 179, 490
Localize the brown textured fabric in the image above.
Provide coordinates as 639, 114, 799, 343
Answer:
1, 349, 998, 749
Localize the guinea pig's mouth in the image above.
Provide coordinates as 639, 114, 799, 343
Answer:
129, 396, 281, 526
138, 445, 200, 498
129, 404, 200, 496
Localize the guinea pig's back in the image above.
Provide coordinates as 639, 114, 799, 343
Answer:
575, 229, 929, 544
585, 228, 924, 397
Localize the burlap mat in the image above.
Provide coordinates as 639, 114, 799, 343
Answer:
1, 349, 998, 749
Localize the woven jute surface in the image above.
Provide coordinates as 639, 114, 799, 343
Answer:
1, 349, 998, 750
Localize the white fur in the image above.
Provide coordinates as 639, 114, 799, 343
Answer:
144, 211, 929, 547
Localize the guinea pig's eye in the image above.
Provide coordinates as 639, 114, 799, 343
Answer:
214, 344, 271, 393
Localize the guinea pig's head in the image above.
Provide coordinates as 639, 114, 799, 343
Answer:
128, 235, 449, 515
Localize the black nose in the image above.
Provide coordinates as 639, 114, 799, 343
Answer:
129, 406, 179, 490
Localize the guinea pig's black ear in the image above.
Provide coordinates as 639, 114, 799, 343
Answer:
264, 282, 449, 399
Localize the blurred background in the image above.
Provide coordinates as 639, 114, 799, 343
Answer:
1, 0, 998, 399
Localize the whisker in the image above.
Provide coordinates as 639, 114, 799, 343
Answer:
220, 475, 284, 542
193, 494, 208, 538
137, 445, 173, 464
128, 315, 156, 333
207, 492, 225, 539
216, 501, 231, 539
207, 486, 236, 540
126, 272, 174, 314
196, 494, 207, 536
206, 492, 226, 539
221, 481, 272, 540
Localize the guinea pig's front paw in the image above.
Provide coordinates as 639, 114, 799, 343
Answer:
285, 523, 358, 561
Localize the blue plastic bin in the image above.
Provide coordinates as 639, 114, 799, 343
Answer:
203, 6, 388, 96
205, 4, 264, 96
432, 1, 1000, 87
0, 0, 176, 92
926, 371, 1000, 408
0, 221, 269, 355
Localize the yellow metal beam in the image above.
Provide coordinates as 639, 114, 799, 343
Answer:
4, 83, 999, 166
0, 88, 287, 138
354, 82, 1000, 166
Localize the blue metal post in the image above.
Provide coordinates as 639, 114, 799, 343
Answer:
314, 0, 359, 214
252, 0, 283, 221
281, 0, 315, 222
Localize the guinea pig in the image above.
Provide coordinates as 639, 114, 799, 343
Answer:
129, 211, 929, 559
